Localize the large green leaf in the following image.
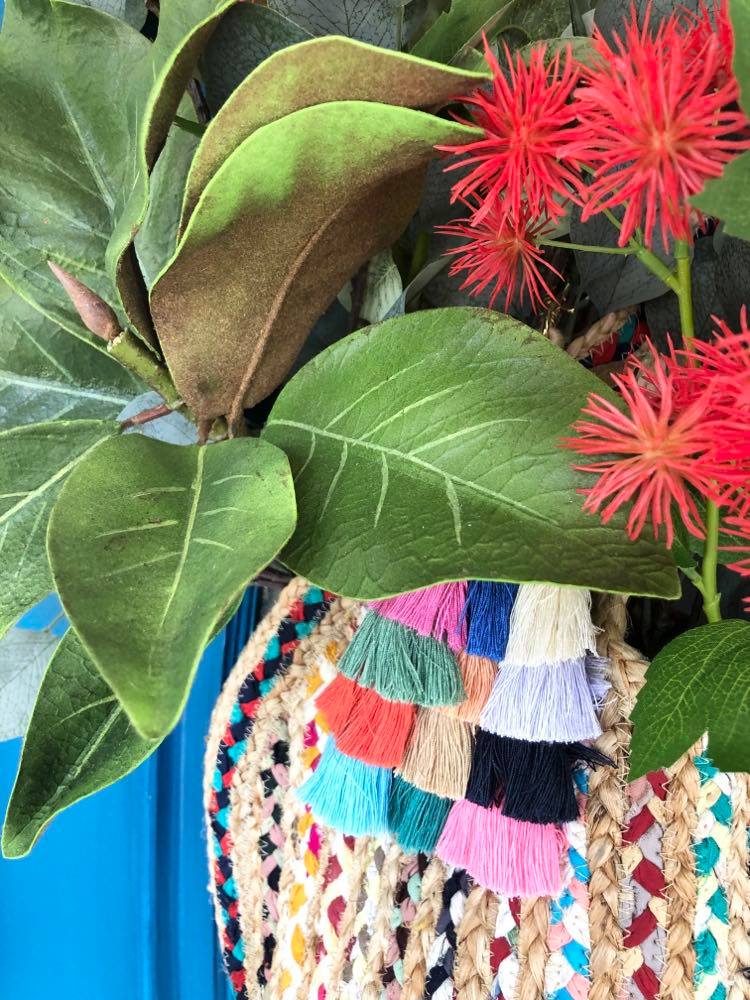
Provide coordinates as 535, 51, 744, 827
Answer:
262, 307, 679, 600
630, 620, 750, 777
47, 435, 297, 739
0, 276, 142, 429
181, 35, 487, 227
267, 0, 404, 47
0, 419, 119, 641
0, 627, 59, 743
152, 102, 478, 426
2, 629, 157, 858
410, 0, 513, 63
0, 0, 237, 344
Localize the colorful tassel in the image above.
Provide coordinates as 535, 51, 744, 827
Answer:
466, 732, 613, 823
298, 739, 391, 836
370, 581, 468, 652
387, 775, 451, 855
464, 581, 518, 660
315, 674, 415, 768
480, 657, 603, 743
436, 799, 565, 897
338, 610, 465, 706
398, 708, 474, 799
444, 652, 497, 724
504, 584, 598, 666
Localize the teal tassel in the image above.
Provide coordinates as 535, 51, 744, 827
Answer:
387, 775, 451, 854
298, 739, 391, 836
339, 611, 464, 706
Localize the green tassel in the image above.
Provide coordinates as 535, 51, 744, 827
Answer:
387, 775, 451, 854
339, 611, 464, 706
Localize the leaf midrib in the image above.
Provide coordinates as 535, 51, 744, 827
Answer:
266, 417, 557, 527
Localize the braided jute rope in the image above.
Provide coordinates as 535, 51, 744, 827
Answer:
660, 746, 701, 1000
363, 841, 405, 999
327, 834, 375, 995
401, 857, 448, 1000
586, 593, 648, 1000
515, 897, 550, 1000
455, 885, 499, 1000
727, 773, 750, 1000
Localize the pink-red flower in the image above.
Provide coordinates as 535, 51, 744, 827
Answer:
438, 200, 562, 312
562, 344, 733, 546
439, 40, 581, 226
565, 6, 750, 248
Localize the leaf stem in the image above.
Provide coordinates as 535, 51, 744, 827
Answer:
174, 115, 206, 138
109, 331, 182, 407
540, 239, 636, 255
674, 240, 695, 348
701, 500, 722, 623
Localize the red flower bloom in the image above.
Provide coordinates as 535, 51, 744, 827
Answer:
438, 40, 581, 226
439, 200, 562, 312
684, 0, 735, 85
562, 344, 732, 546
565, 6, 750, 247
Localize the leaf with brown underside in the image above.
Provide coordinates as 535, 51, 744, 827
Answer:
150, 101, 479, 426
180, 35, 488, 229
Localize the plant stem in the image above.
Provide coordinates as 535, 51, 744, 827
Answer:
701, 500, 722, 623
109, 331, 182, 407
634, 245, 680, 293
174, 115, 206, 138
674, 240, 695, 348
540, 239, 635, 255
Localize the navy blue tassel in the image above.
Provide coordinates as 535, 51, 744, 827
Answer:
465, 582, 518, 660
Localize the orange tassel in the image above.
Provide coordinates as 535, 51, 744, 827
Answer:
316, 673, 415, 768
444, 652, 497, 724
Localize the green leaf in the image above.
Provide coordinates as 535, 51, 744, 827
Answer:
693, 152, 750, 243
262, 307, 679, 600
71, 0, 147, 29
629, 620, 750, 777
267, 0, 403, 47
2, 629, 157, 858
47, 435, 297, 739
410, 0, 513, 64
181, 35, 487, 227
502, 0, 573, 40
0, 419, 120, 641
153, 101, 478, 426
201, 2, 314, 112
0, 276, 142, 429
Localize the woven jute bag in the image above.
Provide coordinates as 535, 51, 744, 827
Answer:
204, 579, 750, 1000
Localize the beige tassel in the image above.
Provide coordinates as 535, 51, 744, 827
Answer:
504, 584, 598, 666
398, 708, 474, 799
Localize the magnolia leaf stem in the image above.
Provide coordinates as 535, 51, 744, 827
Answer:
109, 331, 182, 407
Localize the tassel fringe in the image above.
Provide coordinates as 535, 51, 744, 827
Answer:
399, 708, 474, 799
464, 581, 518, 660
316, 674, 415, 768
387, 775, 451, 855
298, 739, 391, 836
504, 584, 598, 666
444, 652, 497, 724
370, 582, 468, 652
480, 657, 603, 743
436, 799, 565, 897
338, 610, 465, 706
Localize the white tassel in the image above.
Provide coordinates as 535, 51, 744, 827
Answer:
503, 584, 599, 667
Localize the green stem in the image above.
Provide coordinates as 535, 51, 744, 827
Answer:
674, 240, 695, 348
174, 115, 206, 138
540, 239, 636, 256
109, 331, 182, 407
701, 500, 722, 623
634, 245, 680, 293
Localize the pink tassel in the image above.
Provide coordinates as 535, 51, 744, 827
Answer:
370, 582, 468, 652
436, 799, 565, 898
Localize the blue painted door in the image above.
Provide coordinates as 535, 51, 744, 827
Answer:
0, 591, 261, 999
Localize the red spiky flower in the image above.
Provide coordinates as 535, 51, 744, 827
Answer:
565, 5, 750, 248
438, 40, 582, 226
562, 343, 736, 546
438, 200, 562, 312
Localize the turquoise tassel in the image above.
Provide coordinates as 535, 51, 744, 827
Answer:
387, 775, 451, 854
298, 739, 391, 836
